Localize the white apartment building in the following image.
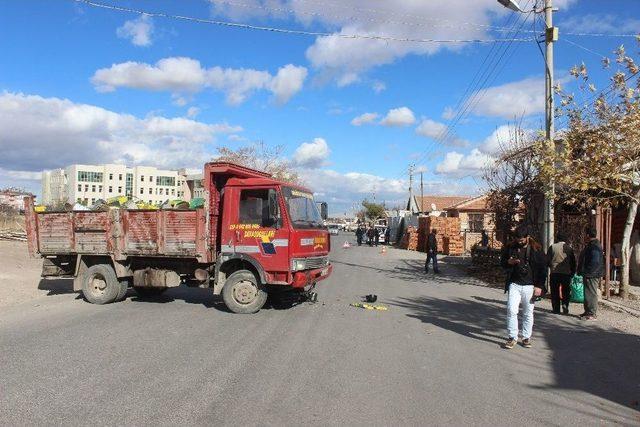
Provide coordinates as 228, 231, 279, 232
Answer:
42, 164, 190, 206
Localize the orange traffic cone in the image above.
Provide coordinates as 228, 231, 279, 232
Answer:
343, 241, 351, 249
380, 245, 387, 255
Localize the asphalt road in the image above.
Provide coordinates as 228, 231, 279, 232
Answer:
1, 235, 639, 426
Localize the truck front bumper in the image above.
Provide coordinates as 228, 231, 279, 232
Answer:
292, 264, 333, 288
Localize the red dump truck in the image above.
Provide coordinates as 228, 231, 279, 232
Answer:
24, 162, 332, 313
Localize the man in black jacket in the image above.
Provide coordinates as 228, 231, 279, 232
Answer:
578, 227, 604, 320
424, 229, 440, 274
500, 226, 547, 349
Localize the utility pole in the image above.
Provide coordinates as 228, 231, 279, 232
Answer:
408, 164, 415, 212
420, 171, 424, 209
543, 0, 557, 252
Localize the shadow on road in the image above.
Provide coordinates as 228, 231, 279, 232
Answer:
38, 278, 74, 295
390, 295, 640, 420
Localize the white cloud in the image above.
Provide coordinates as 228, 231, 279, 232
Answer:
0, 92, 241, 172
442, 107, 455, 120
292, 138, 330, 168
186, 106, 200, 118
351, 112, 379, 126
471, 77, 544, 119
372, 81, 386, 93
480, 124, 536, 154
116, 14, 154, 47
380, 107, 415, 127
435, 149, 494, 177
91, 57, 307, 105
415, 118, 447, 139
562, 14, 640, 35
268, 64, 308, 104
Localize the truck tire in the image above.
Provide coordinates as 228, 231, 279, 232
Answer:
134, 287, 167, 299
222, 270, 267, 314
81, 264, 126, 305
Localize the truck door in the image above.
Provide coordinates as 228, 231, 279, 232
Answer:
226, 187, 290, 281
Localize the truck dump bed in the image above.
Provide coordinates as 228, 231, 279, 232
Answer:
25, 197, 208, 261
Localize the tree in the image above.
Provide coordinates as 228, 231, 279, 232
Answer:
361, 199, 386, 221
483, 124, 545, 243
215, 141, 301, 184
535, 41, 640, 298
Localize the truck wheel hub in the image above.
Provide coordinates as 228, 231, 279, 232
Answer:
233, 280, 257, 304
89, 274, 107, 295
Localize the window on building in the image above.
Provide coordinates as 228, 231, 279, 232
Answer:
149, 176, 153, 182
109, 173, 113, 180
140, 188, 144, 195
171, 189, 175, 196
109, 186, 113, 193
468, 213, 484, 232
118, 186, 122, 193
84, 185, 89, 192
141, 176, 145, 182
148, 188, 152, 194
156, 176, 176, 186
99, 185, 103, 192
77, 184, 81, 192
77, 171, 103, 182
159, 188, 163, 195
92, 185, 96, 192
119, 174, 123, 181
91, 198, 95, 204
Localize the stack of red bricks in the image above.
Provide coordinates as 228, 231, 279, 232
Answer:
416, 216, 464, 256
398, 226, 419, 251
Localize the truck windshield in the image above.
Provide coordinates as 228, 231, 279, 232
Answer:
282, 187, 324, 229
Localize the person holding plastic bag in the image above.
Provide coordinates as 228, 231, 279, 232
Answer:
547, 232, 576, 315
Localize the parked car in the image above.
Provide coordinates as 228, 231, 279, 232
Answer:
328, 224, 341, 235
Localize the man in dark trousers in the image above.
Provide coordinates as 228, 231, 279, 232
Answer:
481, 230, 489, 247
578, 227, 604, 320
366, 226, 374, 247
374, 227, 380, 246
547, 232, 576, 315
355, 226, 364, 246
500, 226, 547, 349
424, 228, 440, 274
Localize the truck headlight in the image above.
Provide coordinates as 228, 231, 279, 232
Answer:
292, 259, 306, 271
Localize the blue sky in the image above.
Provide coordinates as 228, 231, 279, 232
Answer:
1, 0, 639, 214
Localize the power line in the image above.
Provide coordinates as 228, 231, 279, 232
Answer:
72, 0, 534, 44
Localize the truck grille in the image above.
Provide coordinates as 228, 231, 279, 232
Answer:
305, 256, 329, 269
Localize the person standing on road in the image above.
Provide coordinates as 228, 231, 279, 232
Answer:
578, 227, 604, 321
547, 232, 576, 315
367, 226, 374, 247
374, 227, 380, 246
424, 229, 440, 274
500, 226, 547, 349
356, 226, 364, 246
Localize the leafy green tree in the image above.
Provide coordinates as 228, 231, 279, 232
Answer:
361, 200, 386, 221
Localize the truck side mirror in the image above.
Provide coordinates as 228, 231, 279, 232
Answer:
268, 189, 280, 229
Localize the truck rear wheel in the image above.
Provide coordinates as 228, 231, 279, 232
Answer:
81, 264, 126, 305
222, 270, 267, 314
134, 287, 167, 299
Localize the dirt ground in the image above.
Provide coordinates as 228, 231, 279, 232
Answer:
0, 241, 53, 307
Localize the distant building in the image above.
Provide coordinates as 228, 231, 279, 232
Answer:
41, 164, 190, 206
407, 195, 470, 216
0, 189, 34, 211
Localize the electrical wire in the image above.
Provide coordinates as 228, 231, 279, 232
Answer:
72, 0, 534, 44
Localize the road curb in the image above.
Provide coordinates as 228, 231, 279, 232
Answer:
599, 299, 640, 318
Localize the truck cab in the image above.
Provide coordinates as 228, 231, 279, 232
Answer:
216, 177, 331, 311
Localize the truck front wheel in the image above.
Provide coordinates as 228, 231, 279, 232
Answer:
81, 264, 127, 305
222, 270, 267, 314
